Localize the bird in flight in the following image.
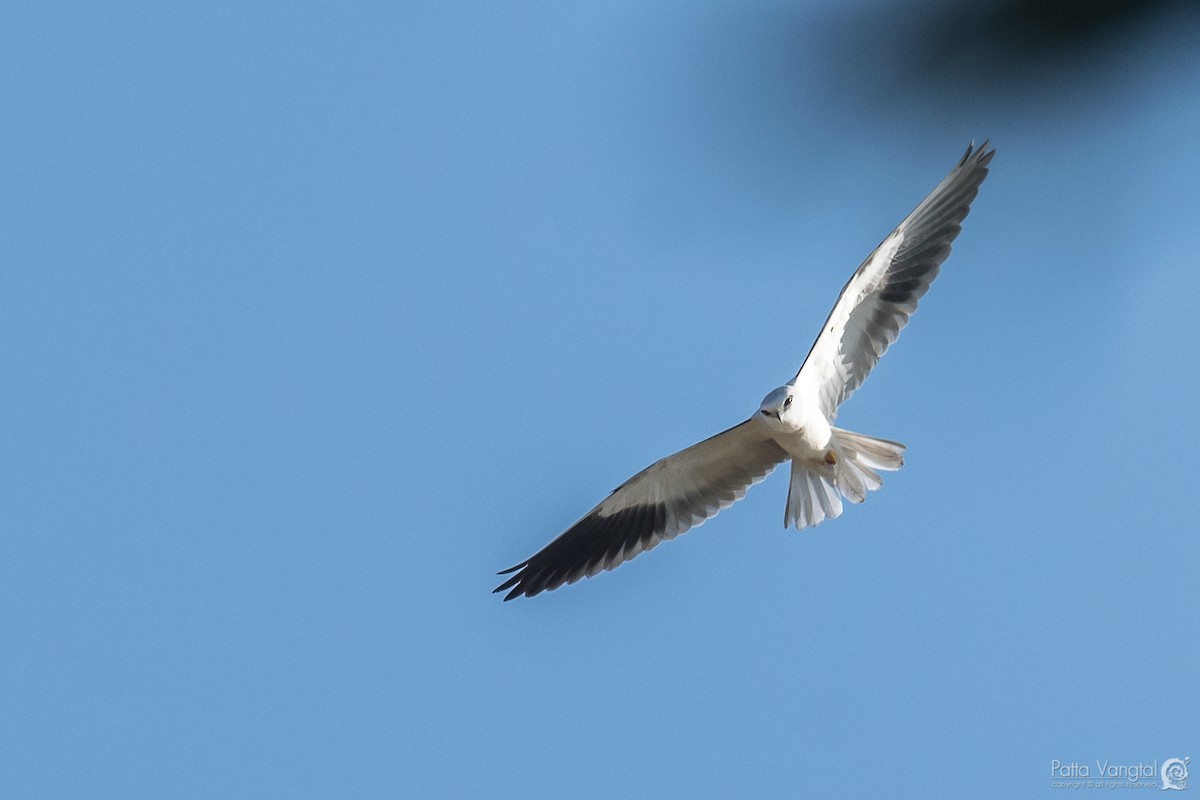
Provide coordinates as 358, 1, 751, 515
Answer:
496, 142, 994, 600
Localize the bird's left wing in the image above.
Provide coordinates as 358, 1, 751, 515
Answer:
795, 142, 994, 420
495, 419, 788, 600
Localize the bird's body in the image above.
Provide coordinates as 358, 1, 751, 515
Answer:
497, 143, 994, 600
761, 382, 833, 455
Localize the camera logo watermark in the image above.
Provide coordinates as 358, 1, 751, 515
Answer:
1050, 757, 1189, 790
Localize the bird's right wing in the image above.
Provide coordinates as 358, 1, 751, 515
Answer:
495, 419, 788, 600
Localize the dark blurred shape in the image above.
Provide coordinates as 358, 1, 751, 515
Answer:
911, 0, 1194, 74
805, 0, 1199, 120
935, 0, 1183, 58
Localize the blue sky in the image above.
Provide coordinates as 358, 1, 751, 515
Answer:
3, 1, 1198, 797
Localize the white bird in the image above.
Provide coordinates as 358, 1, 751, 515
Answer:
496, 142, 994, 600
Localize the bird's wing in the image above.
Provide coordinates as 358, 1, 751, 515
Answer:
794, 142, 994, 420
495, 419, 788, 600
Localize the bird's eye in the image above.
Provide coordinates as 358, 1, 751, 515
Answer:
784, 396, 793, 408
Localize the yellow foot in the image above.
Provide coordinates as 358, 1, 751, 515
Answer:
823, 450, 838, 466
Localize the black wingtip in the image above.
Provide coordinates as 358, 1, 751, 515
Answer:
493, 571, 523, 593
961, 139, 996, 167
494, 573, 537, 601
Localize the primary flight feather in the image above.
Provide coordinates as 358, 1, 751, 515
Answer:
496, 142, 994, 600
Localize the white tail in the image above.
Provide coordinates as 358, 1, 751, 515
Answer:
784, 428, 906, 530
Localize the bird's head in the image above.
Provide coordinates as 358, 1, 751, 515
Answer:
757, 385, 794, 425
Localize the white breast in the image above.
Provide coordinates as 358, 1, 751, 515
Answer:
776, 386, 833, 456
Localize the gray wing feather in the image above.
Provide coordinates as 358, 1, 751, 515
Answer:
495, 419, 788, 600
796, 142, 994, 420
